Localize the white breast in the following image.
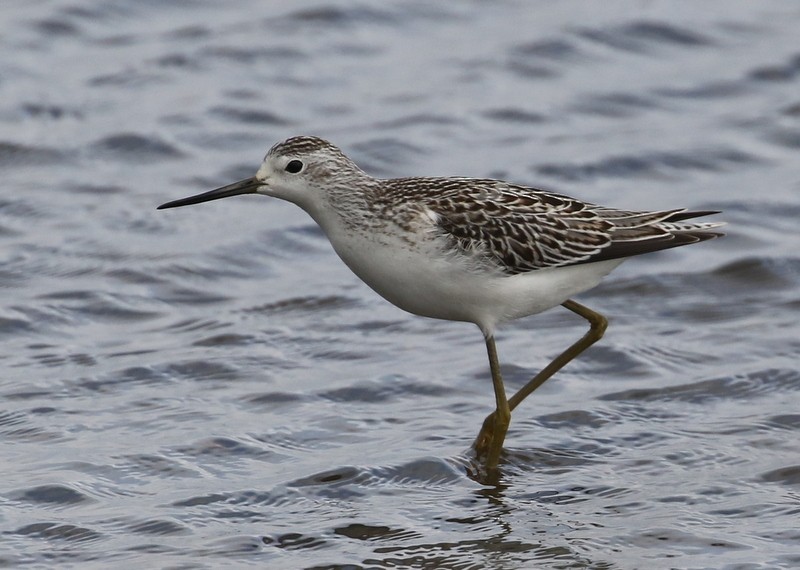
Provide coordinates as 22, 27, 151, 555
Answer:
320, 216, 623, 335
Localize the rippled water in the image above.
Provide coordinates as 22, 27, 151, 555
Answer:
2, 1, 799, 568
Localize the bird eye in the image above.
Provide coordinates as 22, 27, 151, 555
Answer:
285, 159, 303, 174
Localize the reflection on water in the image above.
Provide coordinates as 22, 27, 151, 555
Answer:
1, 1, 799, 568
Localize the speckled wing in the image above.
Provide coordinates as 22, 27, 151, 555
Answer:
389, 178, 723, 275
424, 180, 612, 273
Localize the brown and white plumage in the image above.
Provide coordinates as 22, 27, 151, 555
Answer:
374, 177, 722, 274
158, 135, 724, 468
159, 135, 723, 334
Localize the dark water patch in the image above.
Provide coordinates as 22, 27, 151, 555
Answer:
155, 284, 233, 305
0, 410, 28, 428
335, 522, 421, 543
200, 45, 307, 65
10, 522, 102, 543
571, 92, 661, 118
372, 113, 458, 130
0, 410, 65, 443
9, 484, 92, 507
760, 465, 800, 486
505, 58, 558, 80
481, 107, 545, 124
748, 53, 800, 83
622, 21, 713, 46
90, 133, 184, 161
209, 105, 292, 126
106, 349, 158, 360
192, 333, 257, 347
74, 365, 170, 393
346, 318, 410, 334
65, 182, 127, 195
320, 382, 395, 404
765, 125, 800, 149
243, 295, 356, 316
0, 224, 19, 238
0, 315, 34, 336
88, 69, 167, 88
332, 41, 384, 58
513, 38, 583, 61
537, 409, 609, 430
0, 141, 68, 167
370, 457, 465, 487
290, 465, 371, 491
32, 17, 81, 37
262, 531, 328, 551
764, 414, 800, 431
127, 518, 189, 536
3, 389, 58, 402
710, 256, 800, 291
32, 351, 96, 368
783, 101, 800, 116
106, 268, 167, 285
124, 543, 182, 556
283, 4, 397, 27
513, 484, 631, 507
158, 317, 229, 334
10, 305, 81, 333
241, 391, 308, 408
172, 492, 230, 508
162, 24, 211, 41
222, 488, 313, 510
535, 147, 759, 181
20, 102, 83, 120
164, 360, 242, 383
654, 79, 749, 100
601, 368, 800, 404
307, 345, 379, 362
321, 376, 453, 404
576, 20, 712, 53
151, 52, 198, 69
173, 436, 275, 461
289, 458, 464, 499
359, 537, 541, 569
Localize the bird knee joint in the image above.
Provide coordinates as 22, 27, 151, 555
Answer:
591, 314, 608, 338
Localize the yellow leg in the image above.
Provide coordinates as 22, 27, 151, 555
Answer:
473, 335, 510, 470
472, 300, 608, 468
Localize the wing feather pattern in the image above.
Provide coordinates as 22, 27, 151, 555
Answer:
382, 178, 723, 274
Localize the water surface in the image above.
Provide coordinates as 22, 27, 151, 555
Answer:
1, 1, 799, 568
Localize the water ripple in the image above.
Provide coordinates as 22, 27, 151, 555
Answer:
2, 1, 799, 568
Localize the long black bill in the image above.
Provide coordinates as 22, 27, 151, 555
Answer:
157, 176, 262, 210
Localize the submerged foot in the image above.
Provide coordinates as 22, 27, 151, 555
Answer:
472, 409, 510, 469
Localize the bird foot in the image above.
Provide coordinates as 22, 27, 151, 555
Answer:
472, 410, 510, 469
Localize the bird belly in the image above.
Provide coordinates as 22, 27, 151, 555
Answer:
326, 229, 624, 334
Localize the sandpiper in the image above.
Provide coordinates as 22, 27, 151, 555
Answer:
158, 135, 723, 469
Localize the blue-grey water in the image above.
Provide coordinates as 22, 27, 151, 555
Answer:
2, 1, 799, 568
